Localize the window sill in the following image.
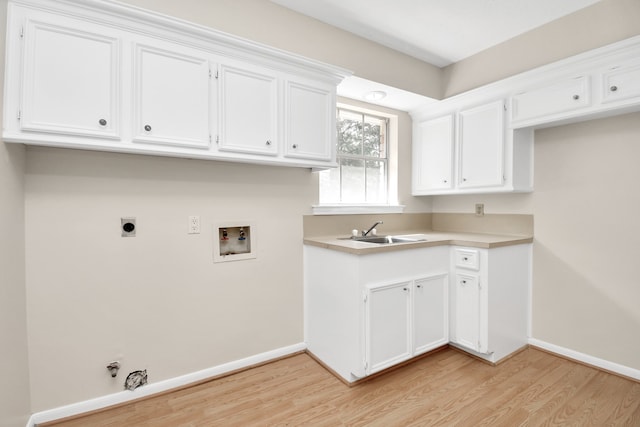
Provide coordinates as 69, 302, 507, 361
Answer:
311, 204, 406, 215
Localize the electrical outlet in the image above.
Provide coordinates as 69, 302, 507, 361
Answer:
121, 217, 136, 237
475, 203, 484, 217
188, 215, 200, 234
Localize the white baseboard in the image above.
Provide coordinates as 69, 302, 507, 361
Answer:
529, 338, 640, 381
27, 342, 306, 427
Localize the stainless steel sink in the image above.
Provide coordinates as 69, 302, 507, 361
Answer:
351, 234, 427, 244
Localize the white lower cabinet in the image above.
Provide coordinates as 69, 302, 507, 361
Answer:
365, 274, 448, 375
304, 245, 449, 383
413, 274, 449, 354
366, 281, 412, 374
449, 245, 531, 363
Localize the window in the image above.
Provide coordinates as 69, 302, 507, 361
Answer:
319, 107, 390, 204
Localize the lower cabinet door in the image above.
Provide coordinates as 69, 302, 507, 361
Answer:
453, 273, 482, 352
365, 281, 412, 374
413, 274, 448, 354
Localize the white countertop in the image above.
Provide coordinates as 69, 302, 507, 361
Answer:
303, 230, 533, 255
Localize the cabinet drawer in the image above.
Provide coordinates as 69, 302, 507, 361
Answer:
511, 75, 591, 124
454, 249, 480, 270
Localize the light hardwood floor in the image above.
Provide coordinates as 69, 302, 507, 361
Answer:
43, 347, 640, 426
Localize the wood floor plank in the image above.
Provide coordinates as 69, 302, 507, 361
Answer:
43, 348, 640, 427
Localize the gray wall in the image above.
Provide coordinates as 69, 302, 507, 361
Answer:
3, 0, 640, 418
18, 0, 432, 412
0, 0, 31, 424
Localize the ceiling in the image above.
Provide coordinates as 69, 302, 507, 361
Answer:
271, 0, 602, 111
271, 0, 601, 67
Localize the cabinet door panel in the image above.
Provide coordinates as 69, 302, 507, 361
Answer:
413, 115, 454, 193
413, 274, 448, 354
284, 80, 334, 161
511, 75, 590, 124
458, 101, 504, 189
366, 282, 411, 374
22, 19, 119, 138
218, 63, 278, 156
133, 43, 211, 148
453, 274, 481, 352
602, 61, 640, 105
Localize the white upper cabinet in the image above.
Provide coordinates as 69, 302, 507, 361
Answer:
412, 100, 523, 196
3, 0, 349, 168
600, 59, 640, 106
511, 75, 591, 127
19, 14, 120, 139
283, 78, 335, 161
133, 41, 212, 149
412, 115, 454, 193
218, 61, 278, 156
411, 36, 640, 195
458, 100, 505, 189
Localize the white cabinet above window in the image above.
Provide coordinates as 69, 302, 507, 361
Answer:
3, 0, 350, 169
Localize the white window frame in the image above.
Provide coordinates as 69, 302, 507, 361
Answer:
313, 102, 404, 215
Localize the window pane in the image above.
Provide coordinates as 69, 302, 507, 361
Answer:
337, 110, 362, 156
341, 158, 365, 203
363, 116, 387, 158
366, 160, 387, 203
318, 168, 340, 204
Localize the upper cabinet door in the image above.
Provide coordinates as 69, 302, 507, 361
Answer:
511, 75, 591, 126
133, 42, 212, 149
413, 114, 454, 194
21, 18, 120, 139
218, 62, 278, 156
283, 79, 334, 162
458, 100, 505, 189
601, 60, 640, 106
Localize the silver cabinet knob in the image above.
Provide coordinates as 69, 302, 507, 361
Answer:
461, 280, 467, 285
463, 257, 468, 261
144, 125, 152, 132
292, 144, 298, 149
573, 94, 580, 100
443, 180, 448, 183
99, 119, 107, 126
266, 140, 271, 146
403, 287, 409, 292
610, 85, 618, 92
416, 284, 422, 289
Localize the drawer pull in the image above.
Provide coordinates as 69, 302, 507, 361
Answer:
98, 118, 107, 126
573, 94, 580, 100
463, 257, 469, 261
610, 85, 618, 92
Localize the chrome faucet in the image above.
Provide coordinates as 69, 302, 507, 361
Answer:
362, 220, 383, 237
